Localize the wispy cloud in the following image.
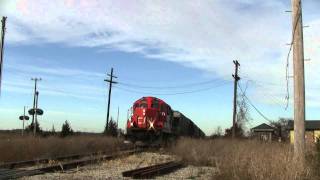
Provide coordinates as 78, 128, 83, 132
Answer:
2, 0, 320, 108
3, 59, 106, 101
6, 61, 104, 78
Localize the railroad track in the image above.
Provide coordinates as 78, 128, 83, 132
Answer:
0, 146, 134, 169
122, 161, 184, 179
0, 148, 142, 180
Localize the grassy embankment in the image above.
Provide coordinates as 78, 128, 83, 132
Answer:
170, 138, 320, 180
0, 134, 122, 163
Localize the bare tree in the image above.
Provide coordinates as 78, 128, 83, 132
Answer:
210, 126, 223, 139
270, 118, 290, 142
236, 82, 252, 137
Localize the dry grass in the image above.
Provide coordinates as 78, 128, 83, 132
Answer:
170, 138, 319, 180
0, 134, 123, 163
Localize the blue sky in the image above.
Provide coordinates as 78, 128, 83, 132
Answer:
0, 0, 319, 135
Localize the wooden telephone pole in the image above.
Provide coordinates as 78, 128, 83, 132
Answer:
0, 17, 7, 92
104, 68, 117, 132
292, 0, 305, 160
232, 60, 240, 138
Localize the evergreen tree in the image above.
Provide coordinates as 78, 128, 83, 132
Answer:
51, 124, 56, 136
25, 121, 42, 134
104, 117, 118, 136
60, 120, 73, 137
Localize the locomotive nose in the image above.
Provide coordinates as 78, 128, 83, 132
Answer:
136, 108, 147, 128
135, 108, 157, 130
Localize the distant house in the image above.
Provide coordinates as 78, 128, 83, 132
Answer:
251, 123, 275, 142
287, 120, 320, 144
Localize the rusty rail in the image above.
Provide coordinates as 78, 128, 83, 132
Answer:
122, 161, 184, 179
0, 146, 134, 169
0, 149, 141, 180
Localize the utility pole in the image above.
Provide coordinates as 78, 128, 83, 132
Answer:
292, 0, 305, 160
232, 60, 240, 139
31, 78, 41, 136
104, 68, 117, 132
0, 16, 7, 92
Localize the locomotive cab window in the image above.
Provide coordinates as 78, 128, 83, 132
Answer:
139, 100, 147, 108
160, 104, 165, 112
133, 103, 138, 110
151, 99, 159, 109
167, 107, 172, 115
140, 103, 147, 108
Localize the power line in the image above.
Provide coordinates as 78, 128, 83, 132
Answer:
238, 75, 287, 109
241, 76, 284, 87
241, 80, 287, 108
117, 77, 231, 89
114, 81, 231, 96
238, 84, 272, 123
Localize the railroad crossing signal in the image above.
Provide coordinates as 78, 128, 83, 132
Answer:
19, 106, 29, 136
19, 116, 29, 120
28, 108, 44, 116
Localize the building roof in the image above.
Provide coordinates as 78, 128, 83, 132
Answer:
287, 120, 320, 130
251, 123, 275, 132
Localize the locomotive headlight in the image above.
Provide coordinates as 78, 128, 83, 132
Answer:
148, 119, 155, 130
130, 121, 134, 127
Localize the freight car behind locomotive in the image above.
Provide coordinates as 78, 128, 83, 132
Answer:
126, 96, 205, 143
172, 111, 205, 138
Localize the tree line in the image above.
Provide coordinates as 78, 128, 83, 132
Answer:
25, 117, 120, 137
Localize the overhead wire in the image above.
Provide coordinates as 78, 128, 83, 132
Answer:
114, 81, 232, 96
117, 76, 231, 89
241, 76, 283, 87
240, 79, 286, 108
238, 83, 273, 123
237, 69, 286, 109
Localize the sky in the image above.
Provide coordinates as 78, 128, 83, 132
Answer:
0, 0, 319, 135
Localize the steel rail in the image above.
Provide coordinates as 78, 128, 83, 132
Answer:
0, 149, 141, 180
0, 146, 133, 169
122, 161, 184, 179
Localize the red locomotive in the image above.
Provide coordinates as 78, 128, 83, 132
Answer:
126, 96, 205, 143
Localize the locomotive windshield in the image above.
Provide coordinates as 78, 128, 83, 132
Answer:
140, 103, 147, 108
151, 99, 159, 109
139, 100, 148, 108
